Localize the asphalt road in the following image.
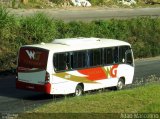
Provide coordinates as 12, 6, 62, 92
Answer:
8, 7, 160, 21
0, 57, 159, 113
134, 57, 160, 79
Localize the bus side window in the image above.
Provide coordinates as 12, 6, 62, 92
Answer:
104, 48, 113, 64
65, 53, 70, 70
119, 46, 130, 63
89, 49, 102, 67
113, 47, 118, 63
71, 51, 86, 69
53, 52, 70, 72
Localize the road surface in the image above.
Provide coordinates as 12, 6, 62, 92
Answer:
8, 7, 160, 21
0, 57, 159, 113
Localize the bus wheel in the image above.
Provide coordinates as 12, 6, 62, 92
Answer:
117, 78, 125, 90
75, 84, 83, 96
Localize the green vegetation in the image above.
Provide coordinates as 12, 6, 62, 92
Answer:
88, 0, 160, 7
16, 82, 160, 119
0, 0, 54, 8
0, 6, 160, 71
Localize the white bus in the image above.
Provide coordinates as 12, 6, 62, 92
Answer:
16, 37, 134, 96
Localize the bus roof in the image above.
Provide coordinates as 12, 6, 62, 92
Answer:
22, 38, 131, 53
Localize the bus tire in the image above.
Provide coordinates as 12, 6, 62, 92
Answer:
75, 84, 83, 96
117, 78, 125, 90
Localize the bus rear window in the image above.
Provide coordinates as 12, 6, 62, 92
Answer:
18, 47, 49, 69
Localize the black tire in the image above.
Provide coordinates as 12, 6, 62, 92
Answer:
117, 78, 125, 90
75, 84, 83, 96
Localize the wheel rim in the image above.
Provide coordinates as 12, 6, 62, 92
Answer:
117, 81, 123, 90
75, 86, 82, 96
75, 89, 81, 96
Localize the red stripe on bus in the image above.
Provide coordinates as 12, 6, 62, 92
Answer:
78, 67, 107, 81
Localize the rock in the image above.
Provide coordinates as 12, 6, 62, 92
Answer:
119, 0, 137, 6
71, 0, 91, 7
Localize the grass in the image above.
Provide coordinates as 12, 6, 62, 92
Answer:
16, 82, 160, 119
34, 83, 160, 113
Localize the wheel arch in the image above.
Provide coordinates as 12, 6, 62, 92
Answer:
119, 76, 125, 85
77, 82, 84, 90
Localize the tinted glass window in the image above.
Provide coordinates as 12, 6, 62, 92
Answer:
104, 48, 113, 64
113, 47, 118, 63
126, 50, 133, 65
119, 46, 130, 63
71, 51, 86, 69
89, 49, 102, 66
54, 52, 70, 71
104, 47, 119, 64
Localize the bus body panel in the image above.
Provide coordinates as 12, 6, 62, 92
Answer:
50, 79, 77, 94
49, 64, 134, 95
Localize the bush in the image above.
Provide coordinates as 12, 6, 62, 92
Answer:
88, 0, 105, 5
19, 13, 57, 44
0, 6, 20, 70
49, 0, 65, 5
